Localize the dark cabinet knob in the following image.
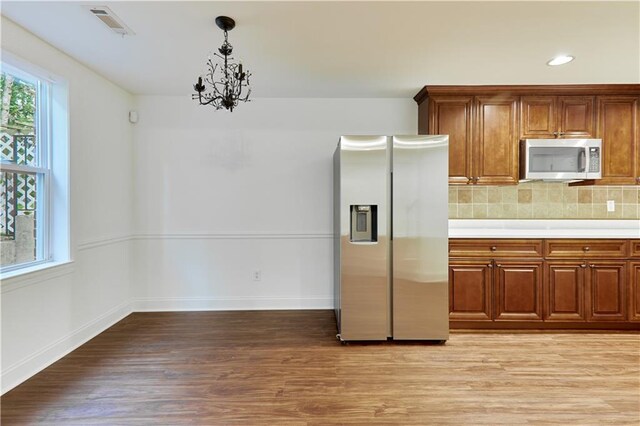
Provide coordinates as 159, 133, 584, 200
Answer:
583, 246, 590, 252
580, 263, 587, 268
487, 263, 493, 268
490, 246, 497, 251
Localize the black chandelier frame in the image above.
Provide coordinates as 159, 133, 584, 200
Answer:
193, 16, 251, 112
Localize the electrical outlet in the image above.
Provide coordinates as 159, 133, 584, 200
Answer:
253, 270, 261, 281
607, 200, 615, 212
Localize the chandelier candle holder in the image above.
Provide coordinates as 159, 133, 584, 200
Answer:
193, 16, 251, 112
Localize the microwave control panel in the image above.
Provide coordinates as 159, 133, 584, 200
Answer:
589, 147, 600, 172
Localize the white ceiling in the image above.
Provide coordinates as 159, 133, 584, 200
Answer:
2, 1, 639, 98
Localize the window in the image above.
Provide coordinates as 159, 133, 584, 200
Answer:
0, 63, 51, 272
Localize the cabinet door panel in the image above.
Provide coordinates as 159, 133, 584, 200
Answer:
597, 96, 638, 185
428, 96, 473, 184
544, 262, 586, 321
558, 96, 595, 138
629, 262, 640, 321
495, 261, 543, 321
449, 261, 492, 321
474, 96, 519, 185
586, 262, 626, 321
521, 96, 556, 138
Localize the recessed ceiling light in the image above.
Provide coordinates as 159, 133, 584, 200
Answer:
547, 55, 574, 66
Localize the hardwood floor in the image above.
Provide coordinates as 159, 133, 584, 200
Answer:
2, 311, 639, 425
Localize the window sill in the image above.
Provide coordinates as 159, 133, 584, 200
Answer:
1, 260, 75, 292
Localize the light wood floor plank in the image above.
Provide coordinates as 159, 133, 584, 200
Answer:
1, 311, 638, 425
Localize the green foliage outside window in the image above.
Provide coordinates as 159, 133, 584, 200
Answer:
1, 70, 38, 244
1, 71, 36, 130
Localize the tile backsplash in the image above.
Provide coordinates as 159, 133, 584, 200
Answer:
449, 182, 640, 219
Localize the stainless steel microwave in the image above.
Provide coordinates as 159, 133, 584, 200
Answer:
520, 139, 602, 181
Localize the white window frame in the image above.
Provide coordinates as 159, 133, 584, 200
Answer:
0, 62, 52, 273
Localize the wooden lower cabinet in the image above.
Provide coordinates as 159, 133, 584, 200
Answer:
449, 238, 640, 329
449, 260, 492, 321
544, 239, 628, 259
630, 262, 640, 321
585, 261, 627, 321
494, 261, 543, 321
544, 261, 586, 321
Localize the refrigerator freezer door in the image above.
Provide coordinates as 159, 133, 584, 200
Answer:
392, 135, 449, 340
336, 136, 390, 340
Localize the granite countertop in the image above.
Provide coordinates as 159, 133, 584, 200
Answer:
449, 219, 640, 239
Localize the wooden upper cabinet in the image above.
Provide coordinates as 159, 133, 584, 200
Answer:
520, 96, 594, 139
426, 96, 473, 184
474, 96, 519, 185
521, 96, 556, 138
558, 96, 595, 138
418, 91, 519, 185
415, 86, 640, 186
597, 96, 639, 185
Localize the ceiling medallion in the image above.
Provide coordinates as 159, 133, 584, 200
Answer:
193, 16, 252, 111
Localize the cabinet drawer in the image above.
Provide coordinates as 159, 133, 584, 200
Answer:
544, 240, 628, 258
630, 240, 640, 258
449, 239, 543, 258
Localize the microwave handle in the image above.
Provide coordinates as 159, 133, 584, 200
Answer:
578, 150, 586, 172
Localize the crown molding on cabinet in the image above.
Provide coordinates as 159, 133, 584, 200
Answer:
414, 84, 640, 104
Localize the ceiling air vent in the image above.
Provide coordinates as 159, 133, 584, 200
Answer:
87, 6, 134, 36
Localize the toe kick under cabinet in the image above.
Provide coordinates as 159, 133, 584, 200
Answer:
449, 238, 640, 330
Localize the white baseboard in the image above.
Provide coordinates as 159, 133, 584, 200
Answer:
133, 296, 333, 311
1, 300, 133, 395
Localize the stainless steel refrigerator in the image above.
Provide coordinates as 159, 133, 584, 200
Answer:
333, 135, 449, 342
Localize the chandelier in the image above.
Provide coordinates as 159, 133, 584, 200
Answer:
193, 16, 252, 112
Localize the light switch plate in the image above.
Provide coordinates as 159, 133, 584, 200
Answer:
607, 200, 615, 212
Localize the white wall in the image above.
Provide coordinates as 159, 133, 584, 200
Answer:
133, 97, 416, 310
1, 17, 135, 393
0, 18, 416, 394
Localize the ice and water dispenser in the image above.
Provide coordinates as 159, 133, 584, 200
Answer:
350, 205, 377, 243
